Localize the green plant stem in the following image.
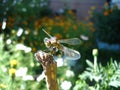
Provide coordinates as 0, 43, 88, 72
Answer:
9, 78, 15, 90
94, 56, 97, 72
9, 81, 13, 90
97, 82, 101, 90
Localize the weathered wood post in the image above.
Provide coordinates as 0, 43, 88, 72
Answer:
35, 50, 59, 90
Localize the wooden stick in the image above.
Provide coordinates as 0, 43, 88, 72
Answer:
35, 50, 59, 90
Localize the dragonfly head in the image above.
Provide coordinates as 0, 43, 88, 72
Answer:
44, 38, 51, 48
44, 37, 58, 48
50, 37, 57, 44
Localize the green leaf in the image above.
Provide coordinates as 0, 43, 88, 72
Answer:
109, 81, 120, 88
86, 59, 94, 68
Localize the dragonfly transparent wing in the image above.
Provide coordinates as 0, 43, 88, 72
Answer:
62, 45, 81, 60
58, 38, 81, 45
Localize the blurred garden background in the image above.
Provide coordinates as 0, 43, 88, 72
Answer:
0, 0, 120, 90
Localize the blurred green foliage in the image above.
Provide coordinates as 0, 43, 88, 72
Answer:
0, 34, 41, 90
90, 3, 120, 44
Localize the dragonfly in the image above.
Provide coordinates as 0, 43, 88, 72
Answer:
42, 29, 81, 60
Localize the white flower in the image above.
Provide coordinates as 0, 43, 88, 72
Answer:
61, 80, 72, 90
16, 44, 32, 53
25, 30, 29, 35
80, 35, 89, 41
16, 44, 25, 50
54, 56, 64, 67
24, 47, 31, 53
6, 39, 12, 44
22, 75, 34, 81
15, 67, 28, 77
66, 70, 74, 77
2, 20, 6, 30
1, 66, 7, 72
17, 28, 23, 37
16, 67, 34, 81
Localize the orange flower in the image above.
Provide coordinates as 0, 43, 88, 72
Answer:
7, 16, 15, 28
55, 16, 60, 20
84, 17, 89, 20
34, 20, 41, 30
73, 25, 77, 30
109, 9, 112, 13
55, 33, 62, 39
47, 26, 52, 31
68, 10, 74, 16
88, 22, 93, 26
59, 21, 64, 27
90, 27, 95, 32
64, 27, 69, 33
48, 18, 54, 26
104, 11, 109, 16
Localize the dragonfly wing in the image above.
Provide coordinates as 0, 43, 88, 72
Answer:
58, 38, 81, 45
62, 45, 81, 60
